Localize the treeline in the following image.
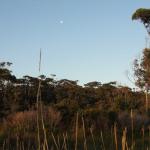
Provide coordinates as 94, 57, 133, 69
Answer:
0, 61, 146, 119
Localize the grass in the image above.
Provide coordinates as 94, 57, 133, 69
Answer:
1, 112, 150, 150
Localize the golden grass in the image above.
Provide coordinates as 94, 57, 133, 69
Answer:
114, 123, 118, 150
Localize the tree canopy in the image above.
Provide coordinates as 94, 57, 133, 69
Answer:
132, 8, 150, 35
134, 48, 150, 90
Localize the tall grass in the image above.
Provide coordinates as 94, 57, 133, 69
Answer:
114, 123, 118, 150
100, 130, 105, 150
122, 128, 127, 150
1, 109, 150, 149
131, 109, 134, 149
82, 115, 87, 150
36, 49, 49, 150
75, 112, 78, 150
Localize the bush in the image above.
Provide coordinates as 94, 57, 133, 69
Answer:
2, 106, 62, 136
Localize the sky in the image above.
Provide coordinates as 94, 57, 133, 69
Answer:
0, 0, 150, 87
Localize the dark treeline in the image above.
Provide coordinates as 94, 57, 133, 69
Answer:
0, 61, 147, 121
0, 61, 145, 117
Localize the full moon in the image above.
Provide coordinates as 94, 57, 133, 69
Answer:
60, 20, 64, 24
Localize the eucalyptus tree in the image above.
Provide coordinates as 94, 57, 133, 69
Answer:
0, 62, 17, 117
132, 8, 150, 35
132, 8, 150, 111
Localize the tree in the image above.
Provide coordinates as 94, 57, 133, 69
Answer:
0, 62, 16, 118
132, 8, 150, 112
133, 48, 150, 89
84, 81, 101, 88
133, 48, 150, 112
132, 8, 150, 35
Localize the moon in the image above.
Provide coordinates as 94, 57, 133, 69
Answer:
60, 20, 64, 24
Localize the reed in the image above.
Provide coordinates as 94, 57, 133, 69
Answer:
51, 132, 59, 150
142, 126, 145, 150
61, 133, 66, 150
39, 94, 49, 150
149, 126, 150, 149
90, 127, 96, 150
63, 133, 68, 150
36, 49, 42, 150
82, 115, 87, 150
122, 128, 127, 150
130, 109, 134, 149
2, 140, 5, 150
57, 135, 60, 149
114, 123, 118, 150
36, 49, 49, 150
100, 131, 105, 150
75, 112, 79, 150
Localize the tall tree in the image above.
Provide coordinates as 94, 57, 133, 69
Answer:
0, 62, 16, 118
133, 48, 150, 89
132, 8, 150, 111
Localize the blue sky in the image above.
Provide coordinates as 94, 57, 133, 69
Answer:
0, 0, 149, 87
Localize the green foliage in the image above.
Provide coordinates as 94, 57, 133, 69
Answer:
132, 8, 150, 21
134, 48, 150, 89
0, 61, 146, 119
132, 8, 150, 35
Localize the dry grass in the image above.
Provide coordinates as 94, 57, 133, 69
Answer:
1, 109, 150, 149
114, 123, 118, 150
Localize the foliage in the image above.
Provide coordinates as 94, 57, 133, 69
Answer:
0, 61, 147, 118
132, 8, 150, 35
134, 48, 150, 90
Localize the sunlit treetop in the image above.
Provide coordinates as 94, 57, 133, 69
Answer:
132, 8, 150, 35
